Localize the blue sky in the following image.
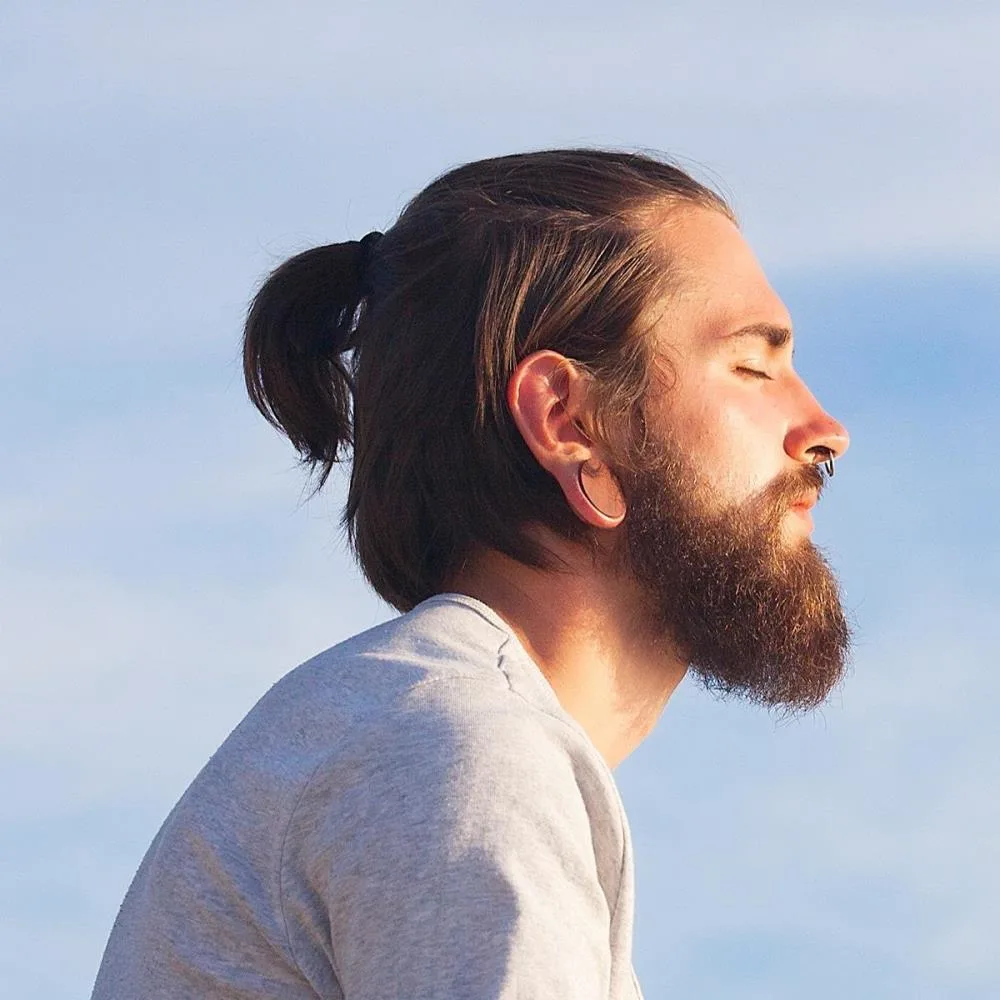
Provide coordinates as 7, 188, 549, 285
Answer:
2, 3, 998, 997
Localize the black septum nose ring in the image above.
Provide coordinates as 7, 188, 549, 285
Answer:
816, 449, 835, 478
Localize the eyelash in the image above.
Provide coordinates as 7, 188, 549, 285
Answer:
734, 365, 772, 381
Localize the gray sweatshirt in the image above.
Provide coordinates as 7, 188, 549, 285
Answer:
92, 593, 642, 999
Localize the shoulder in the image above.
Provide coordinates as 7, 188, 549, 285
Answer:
291, 594, 617, 817
260, 593, 521, 720
272, 592, 622, 835
281, 674, 629, 1000
283, 647, 629, 908
276, 598, 633, 994
289, 664, 613, 841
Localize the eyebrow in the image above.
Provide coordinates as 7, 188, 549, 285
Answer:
724, 322, 793, 351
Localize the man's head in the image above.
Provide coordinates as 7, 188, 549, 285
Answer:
244, 149, 850, 708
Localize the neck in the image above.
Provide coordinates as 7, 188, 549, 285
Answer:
449, 533, 687, 768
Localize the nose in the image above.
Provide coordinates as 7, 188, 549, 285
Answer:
783, 383, 850, 469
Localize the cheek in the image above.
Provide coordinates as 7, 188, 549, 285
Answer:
660, 376, 788, 500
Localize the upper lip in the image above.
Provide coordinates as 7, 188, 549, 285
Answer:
789, 492, 818, 510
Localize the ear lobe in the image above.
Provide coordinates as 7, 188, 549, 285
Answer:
577, 461, 627, 524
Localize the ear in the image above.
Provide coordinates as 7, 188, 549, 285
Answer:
507, 351, 626, 529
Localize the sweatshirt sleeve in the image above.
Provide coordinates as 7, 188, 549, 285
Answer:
279, 689, 621, 1000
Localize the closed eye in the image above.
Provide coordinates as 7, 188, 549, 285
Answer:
734, 365, 772, 380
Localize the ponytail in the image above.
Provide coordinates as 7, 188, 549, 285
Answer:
242, 236, 380, 485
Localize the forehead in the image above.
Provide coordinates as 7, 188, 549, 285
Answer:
650, 206, 792, 346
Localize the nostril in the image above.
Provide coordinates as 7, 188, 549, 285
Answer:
808, 446, 836, 478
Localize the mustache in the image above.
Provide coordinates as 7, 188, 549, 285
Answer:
757, 462, 826, 512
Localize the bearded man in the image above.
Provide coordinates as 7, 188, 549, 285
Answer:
92, 149, 850, 1000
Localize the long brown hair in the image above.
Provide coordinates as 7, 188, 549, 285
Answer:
244, 149, 733, 610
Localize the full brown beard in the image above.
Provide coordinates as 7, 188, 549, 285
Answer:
616, 446, 851, 710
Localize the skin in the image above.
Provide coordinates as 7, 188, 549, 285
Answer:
451, 206, 850, 768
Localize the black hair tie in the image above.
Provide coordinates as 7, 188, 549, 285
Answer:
357, 231, 384, 296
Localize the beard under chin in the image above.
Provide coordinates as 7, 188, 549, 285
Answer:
617, 453, 851, 711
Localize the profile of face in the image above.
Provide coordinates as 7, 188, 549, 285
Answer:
613, 207, 851, 709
